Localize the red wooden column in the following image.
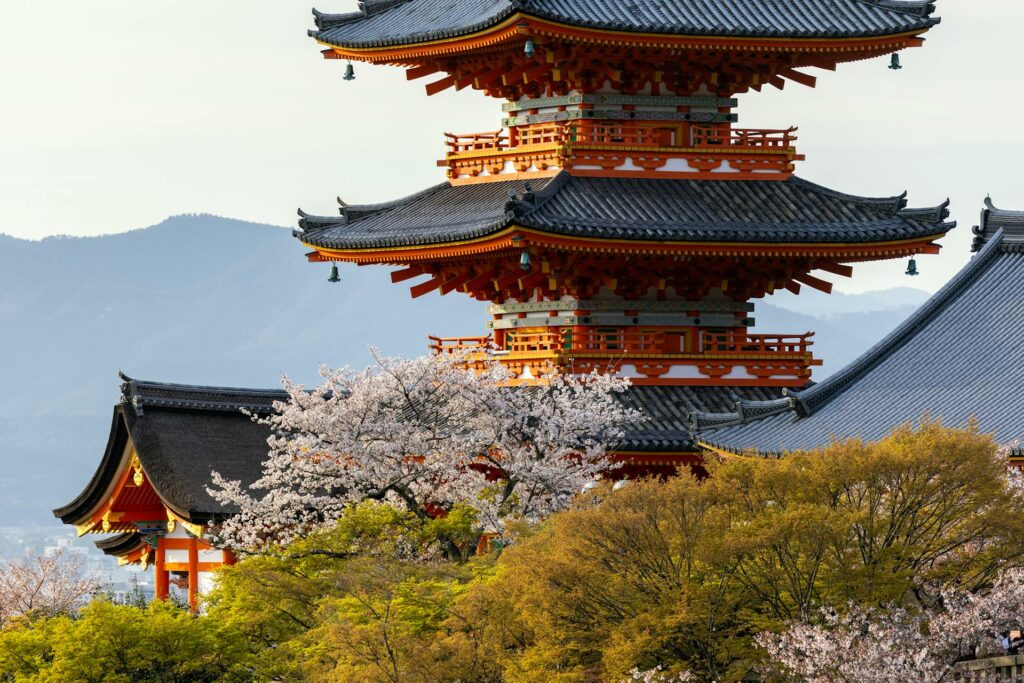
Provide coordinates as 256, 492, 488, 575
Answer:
223, 549, 237, 567
187, 537, 199, 611
154, 538, 169, 601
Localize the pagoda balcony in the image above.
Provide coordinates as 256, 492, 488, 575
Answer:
429, 329, 820, 386
441, 124, 802, 184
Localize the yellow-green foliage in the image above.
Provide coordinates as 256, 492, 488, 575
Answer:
3, 423, 1019, 682
0, 600, 251, 682
456, 421, 1024, 682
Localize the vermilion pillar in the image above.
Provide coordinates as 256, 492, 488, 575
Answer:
187, 537, 199, 611
154, 538, 169, 601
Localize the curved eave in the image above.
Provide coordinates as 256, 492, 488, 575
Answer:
303, 226, 951, 265
697, 439, 782, 460
52, 406, 214, 531
315, 11, 936, 61
53, 408, 129, 524
95, 532, 146, 557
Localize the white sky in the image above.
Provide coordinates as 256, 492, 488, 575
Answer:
0, 1, 1019, 293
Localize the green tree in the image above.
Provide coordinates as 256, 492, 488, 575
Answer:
0, 600, 252, 682
444, 421, 1024, 682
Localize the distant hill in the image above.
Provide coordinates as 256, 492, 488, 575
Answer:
0, 215, 927, 527
764, 287, 931, 319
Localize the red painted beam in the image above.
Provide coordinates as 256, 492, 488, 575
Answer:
517, 271, 548, 291
779, 68, 817, 88
410, 275, 445, 298
424, 74, 457, 96
440, 273, 473, 295
463, 270, 500, 293
816, 262, 854, 278
793, 272, 834, 294
391, 266, 426, 284
406, 64, 441, 80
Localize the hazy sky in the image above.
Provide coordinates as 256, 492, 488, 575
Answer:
1, 1, 1020, 293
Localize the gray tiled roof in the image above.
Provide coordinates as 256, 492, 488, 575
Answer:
297, 173, 953, 250
54, 378, 285, 525
973, 198, 1024, 252
312, 0, 939, 49
617, 385, 786, 452
696, 224, 1024, 455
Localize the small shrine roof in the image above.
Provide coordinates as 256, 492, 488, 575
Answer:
53, 377, 286, 526
95, 532, 146, 557
312, 0, 939, 49
694, 217, 1024, 455
297, 173, 953, 251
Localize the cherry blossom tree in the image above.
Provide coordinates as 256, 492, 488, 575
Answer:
758, 443, 1024, 683
0, 548, 100, 625
758, 567, 1024, 683
625, 666, 696, 682
210, 350, 639, 551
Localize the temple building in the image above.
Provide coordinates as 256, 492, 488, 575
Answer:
295, 0, 951, 471
53, 377, 283, 609
694, 201, 1024, 458
56, 0, 971, 593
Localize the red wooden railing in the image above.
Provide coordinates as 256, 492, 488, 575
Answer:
429, 335, 493, 355
690, 125, 798, 150
701, 331, 814, 356
444, 124, 797, 156
429, 330, 814, 357
443, 131, 506, 155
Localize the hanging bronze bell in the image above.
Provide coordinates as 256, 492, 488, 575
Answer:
328, 265, 341, 283
524, 39, 536, 58
889, 54, 903, 70
520, 251, 531, 271
344, 63, 356, 81
905, 258, 919, 276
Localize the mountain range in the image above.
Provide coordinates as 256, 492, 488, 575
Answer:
0, 215, 930, 528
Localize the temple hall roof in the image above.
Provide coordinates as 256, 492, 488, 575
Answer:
694, 210, 1024, 455
53, 377, 286, 526
312, 0, 940, 49
297, 173, 953, 251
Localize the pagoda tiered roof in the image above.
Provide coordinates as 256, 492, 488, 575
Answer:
297, 173, 952, 253
694, 203, 1024, 455
313, 0, 939, 48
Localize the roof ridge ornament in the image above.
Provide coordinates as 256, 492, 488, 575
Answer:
312, 1, 413, 32
974, 196, 1024, 252
861, 0, 938, 18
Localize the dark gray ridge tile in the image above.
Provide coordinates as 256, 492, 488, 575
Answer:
313, 0, 939, 49
297, 174, 953, 250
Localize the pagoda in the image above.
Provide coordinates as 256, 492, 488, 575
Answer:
54, 0, 958, 586
296, 0, 952, 467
